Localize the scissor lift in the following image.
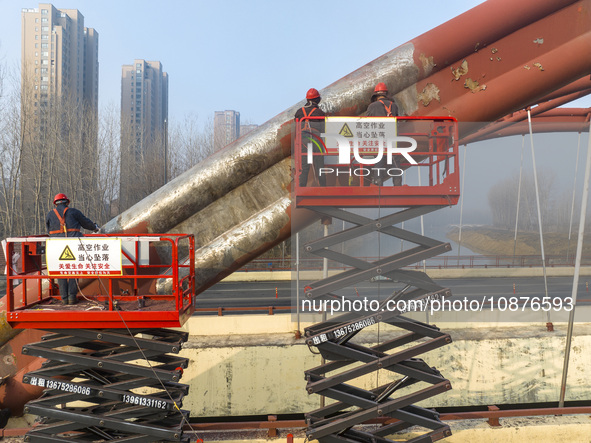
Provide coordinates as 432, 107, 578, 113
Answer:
294, 116, 459, 442
4, 234, 195, 442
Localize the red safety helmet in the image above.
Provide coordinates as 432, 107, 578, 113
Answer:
306, 88, 320, 100
374, 82, 388, 94
53, 193, 70, 205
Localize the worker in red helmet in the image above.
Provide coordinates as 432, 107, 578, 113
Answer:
366, 82, 401, 185
46, 193, 100, 305
295, 88, 326, 187
367, 82, 398, 118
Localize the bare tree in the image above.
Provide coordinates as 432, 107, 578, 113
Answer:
118, 116, 168, 211
168, 114, 214, 181
0, 63, 26, 236
0, 59, 103, 237
95, 104, 121, 221
488, 171, 555, 231
0, 55, 220, 239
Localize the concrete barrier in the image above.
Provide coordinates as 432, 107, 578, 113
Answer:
177, 314, 591, 417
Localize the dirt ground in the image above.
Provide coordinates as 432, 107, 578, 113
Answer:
446, 226, 591, 257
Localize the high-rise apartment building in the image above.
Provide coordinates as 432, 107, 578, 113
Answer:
22, 4, 99, 108
120, 60, 168, 210
213, 110, 240, 152
21, 3, 99, 233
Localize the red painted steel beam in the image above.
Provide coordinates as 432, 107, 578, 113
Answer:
463, 107, 591, 142
405, 0, 578, 79
461, 94, 591, 144
458, 77, 591, 144
525, 75, 591, 104
410, 0, 591, 130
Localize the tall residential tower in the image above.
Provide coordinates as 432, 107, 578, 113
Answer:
21, 4, 99, 109
120, 60, 169, 210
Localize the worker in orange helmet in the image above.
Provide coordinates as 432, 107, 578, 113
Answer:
46, 193, 100, 305
295, 88, 326, 187
366, 83, 401, 185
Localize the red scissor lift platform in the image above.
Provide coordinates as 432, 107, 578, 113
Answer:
295, 116, 459, 443
5, 233, 195, 329
3, 233, 196, 442
294, 116, 459, 208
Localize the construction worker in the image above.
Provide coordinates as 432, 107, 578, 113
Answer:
366, 83, 401, 185
46, 193, 100, 305
295, 88, 326, 187
366, 82, 398, 117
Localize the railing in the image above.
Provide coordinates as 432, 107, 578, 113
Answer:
293, 116, 460, 208
4, 234, 196, 329
3, 252, 586, 278
237, 255, 591, 272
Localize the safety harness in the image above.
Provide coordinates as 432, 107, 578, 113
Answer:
301, 106, 320, 131
49, 207, 80, 236
378, 98, 394, 117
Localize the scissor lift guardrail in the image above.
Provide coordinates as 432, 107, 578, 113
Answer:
4, 234, 195, 329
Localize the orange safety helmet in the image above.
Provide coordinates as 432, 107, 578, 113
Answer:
374, 82, 388, 94
306, 88, 320, 100
53, 193, 70, 205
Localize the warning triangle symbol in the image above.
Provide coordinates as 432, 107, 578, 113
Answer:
59, 245, 76, 261
339, 123, 354, 137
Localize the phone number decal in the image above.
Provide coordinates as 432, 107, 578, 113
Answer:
28, 377, 92, 396
121, 394, 168, 409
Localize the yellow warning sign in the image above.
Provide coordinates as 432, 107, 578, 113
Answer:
59, 245, 76, 261
339, 123, 354, 137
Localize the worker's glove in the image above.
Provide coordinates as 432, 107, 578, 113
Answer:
94, 224, 101, 233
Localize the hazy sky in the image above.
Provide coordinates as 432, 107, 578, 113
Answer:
0, 0, 513, 123
1, 1, 589, 123
1, 0, 589, 224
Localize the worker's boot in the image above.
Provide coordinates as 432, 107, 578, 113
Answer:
68, 296, 77, 305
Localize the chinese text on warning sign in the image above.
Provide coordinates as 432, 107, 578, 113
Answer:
46, 238, 123, 276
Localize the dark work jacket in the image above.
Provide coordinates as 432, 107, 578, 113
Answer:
366, 97, 399, 117
294, 103, 326, 135
46, 204, 96, 238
